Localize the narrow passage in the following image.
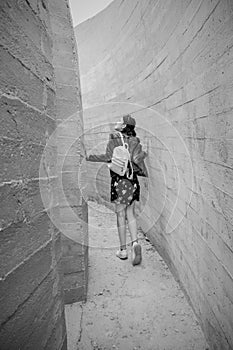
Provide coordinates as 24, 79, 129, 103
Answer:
66, 202, 209, 350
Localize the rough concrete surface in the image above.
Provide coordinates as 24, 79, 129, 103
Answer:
66, 201, 209, 350
1, 0, 86, 346
75, 1, 233, 348
0, 0, 68, 348
49, 0, 88, 304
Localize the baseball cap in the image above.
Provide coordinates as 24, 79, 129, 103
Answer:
123, 114, 136, 127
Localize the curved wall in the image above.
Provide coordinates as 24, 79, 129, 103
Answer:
75, 1, 233, 348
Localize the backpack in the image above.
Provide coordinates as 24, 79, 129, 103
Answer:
108, 132, 133, 179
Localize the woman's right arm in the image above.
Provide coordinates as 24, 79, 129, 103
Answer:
86, 134, 114, 163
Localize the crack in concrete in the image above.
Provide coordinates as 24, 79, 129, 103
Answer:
172, 0, 221, 68
77, 303, 84, 344
0, 90, 55, 121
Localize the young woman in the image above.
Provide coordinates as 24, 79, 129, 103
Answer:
86, 114, 148, 265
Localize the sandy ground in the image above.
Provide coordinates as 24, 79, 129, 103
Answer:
65, 201, 209, 350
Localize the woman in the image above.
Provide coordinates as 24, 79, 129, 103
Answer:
86, 114, 148, 265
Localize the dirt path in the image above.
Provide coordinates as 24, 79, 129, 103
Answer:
65, 201, 209, 350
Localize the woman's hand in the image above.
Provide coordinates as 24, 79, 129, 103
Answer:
84, 148, 89, 161
142, 137, 149, 155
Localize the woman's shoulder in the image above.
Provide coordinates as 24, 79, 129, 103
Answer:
128, 135, 140, 144
109, 132, 140, 144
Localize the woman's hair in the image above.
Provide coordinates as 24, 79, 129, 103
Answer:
121, 124, 136, 137
121, 114, 136, 136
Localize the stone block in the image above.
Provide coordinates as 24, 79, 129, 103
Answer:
0, 8, 53, 83
64, 286, 86, 304
62, 254, 85, 275
0, 178, 51, 231
0, 241, 52, 325
0, 270, 64, 350
0, 212, 54, 277
0, 95, 55, 147
0, 47, 47, 110
61, 235, 84, 256
44, 310, 67, 350
63, 269, 87, 304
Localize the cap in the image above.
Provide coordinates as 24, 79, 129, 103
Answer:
123, 114, 136, 127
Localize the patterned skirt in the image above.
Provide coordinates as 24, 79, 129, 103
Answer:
110, 170, 140, 206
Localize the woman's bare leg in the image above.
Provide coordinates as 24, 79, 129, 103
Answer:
126, 201, 142, 265
126, 201, 137, 243
115, 204, 127, 250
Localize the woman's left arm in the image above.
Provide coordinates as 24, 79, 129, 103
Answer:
132, 143, 147, 164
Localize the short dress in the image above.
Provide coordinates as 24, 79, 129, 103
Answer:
110, 167, 140, 206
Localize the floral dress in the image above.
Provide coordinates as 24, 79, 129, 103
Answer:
110, 169, 140, 206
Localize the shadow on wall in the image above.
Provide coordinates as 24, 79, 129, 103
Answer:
75, 0, 233, 349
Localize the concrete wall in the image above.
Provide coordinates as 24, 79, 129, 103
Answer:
49, 0, 88, 305
75, 1, 233, 349
0, 0, 86, 348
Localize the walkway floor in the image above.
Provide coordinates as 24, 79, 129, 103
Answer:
65, 202, 209, 350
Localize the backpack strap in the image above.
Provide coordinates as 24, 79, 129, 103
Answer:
118, 132, 133, 180
118, 132, 130, 151
118, 132, 126, 148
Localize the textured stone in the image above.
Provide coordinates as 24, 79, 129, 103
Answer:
0, 212, 53, 277
0, 271, 64, 350
0, 95, 55, 147
0, 0, 85, 347
0, 5, 53, 85
0, 241, 52, 325
50, 0, 88, 305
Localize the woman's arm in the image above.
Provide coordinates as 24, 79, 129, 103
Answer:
86, 134, 114, 163
132, 142, 147, 164
131, 141, 148, 177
